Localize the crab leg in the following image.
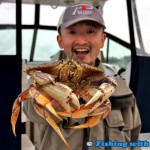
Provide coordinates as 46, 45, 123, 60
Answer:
33, 101, 70, 148
68, 107, 110, 129
11, 89, 31, 136
11, 85, 62, 136
57, 100, 111, 129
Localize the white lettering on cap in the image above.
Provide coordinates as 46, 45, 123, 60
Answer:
71, 4, 93, 16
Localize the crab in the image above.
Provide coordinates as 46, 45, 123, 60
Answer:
11, 59, 117, 148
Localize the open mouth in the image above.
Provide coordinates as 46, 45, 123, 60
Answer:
74, 49, 89, 54
72, 49, 90, 60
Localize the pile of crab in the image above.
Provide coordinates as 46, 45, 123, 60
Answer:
11, 59, 117, 148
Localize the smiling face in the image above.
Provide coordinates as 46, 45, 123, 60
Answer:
57, 21, 106, 66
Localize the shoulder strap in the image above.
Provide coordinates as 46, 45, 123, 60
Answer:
110, 76, 135, 108
112, 76, 132, 97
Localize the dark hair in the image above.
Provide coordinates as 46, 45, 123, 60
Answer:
58, 27, 61, 35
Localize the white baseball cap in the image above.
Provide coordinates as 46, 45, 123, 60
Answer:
57, 2, 106, 30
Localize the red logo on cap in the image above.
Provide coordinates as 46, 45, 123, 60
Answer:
82, 5, 87, 10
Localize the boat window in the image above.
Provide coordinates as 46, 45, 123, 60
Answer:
102, 38, 131, 72
0, 3, 16, 55
133, 0, 150, 55
103, 0, 129, 43
0, 3, 16, 24
22, 4, 35, 25
33, 29, 60, 61
22, 29, 34, 60
40, 5, 65, 26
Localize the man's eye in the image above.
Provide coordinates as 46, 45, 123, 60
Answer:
69, 31, 76, 34
87, 30, 95, 34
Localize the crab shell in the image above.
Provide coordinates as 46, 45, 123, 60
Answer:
25, 59, 105, 83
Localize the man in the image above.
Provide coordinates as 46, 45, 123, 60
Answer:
23, 2, 141, 150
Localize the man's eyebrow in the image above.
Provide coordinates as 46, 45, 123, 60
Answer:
86, 23, 99, 27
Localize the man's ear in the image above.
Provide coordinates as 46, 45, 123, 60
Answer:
100, 33, 106, 48
57, 35, 63, 48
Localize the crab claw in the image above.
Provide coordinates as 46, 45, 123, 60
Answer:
29, 85, 62, 121
28, 71, 80, 112
85, 83, 116, 108
42, 82, 80, 113
33, 101, 70, 148
11, 89, 31, 136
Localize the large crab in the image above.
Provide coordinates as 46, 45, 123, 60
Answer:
11, 59, 117, 148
